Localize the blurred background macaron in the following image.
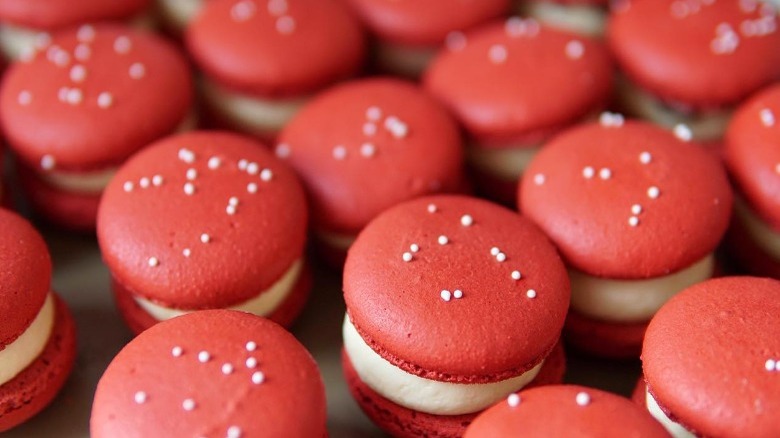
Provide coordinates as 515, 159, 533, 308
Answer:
514, 0, 609, 37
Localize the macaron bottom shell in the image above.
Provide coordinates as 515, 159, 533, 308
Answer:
0, 294, 77, 432
17, 165, 101, 231
342, 342, 565, 438
563, 310, 648, 359
111, 263, 313, 335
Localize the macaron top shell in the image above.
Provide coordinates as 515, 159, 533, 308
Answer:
277, 78, 464, 234
0, 24, 193, 172
91, 310, 326, 438
186, 0, 365, 97
344, 0, 509, 46
464, 385, 671, 438
0, 209, 51, 349
423, 19, 612, 144
521, 120, 732, 279
0, 0, 150, 29
344, 195, 570, 383
608, 0, 780, 108
642, 277, 780, 437
97, 132, 307, 309
725, 84, 780, 228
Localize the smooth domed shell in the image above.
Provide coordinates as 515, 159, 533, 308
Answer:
0, 0, 149, 29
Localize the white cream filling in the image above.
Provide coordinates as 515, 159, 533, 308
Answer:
156, 0, 205, 31
200, 77, 308, 135
134, 259, 302, 321
618, 78, 732, 143
734, 197, 780, 261
646, 390, 696, 438
376, 40, 436, 78
0, 293, 55, 386
316, 229, 356, 252
570, 254, 715, 323
521, 1, 606, 37
467, 142, 541, 182
343, 315, 543, 416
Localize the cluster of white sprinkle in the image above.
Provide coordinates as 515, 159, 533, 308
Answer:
670, 0, 714, 19
505, 17, 540, 38
440, 289, 464, 302
765, 358, 780, 371
490, 246, 507, 262
599, 112, 625, 127
711, 23, 740, 55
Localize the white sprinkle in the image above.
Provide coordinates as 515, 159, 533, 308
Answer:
246, 357, 258, 368
229, 197, 239, 206
360, 143, 376, 158
231, 0, 256, 21
52, 49, 70, 67
491, 247, 500, 256
134, 391, 147, 404
74, 44, 91, 61
599, 112, 624, 127
226, 205, 237, 215
66, 88, 83, 105
639, 152, 652, 164
123, 181, 134, 192
182, 399, 196, 411
222, 363, 234, 375
453, 289, 463, 299
505, 16, 540, 37
438, 235, 449, 245
114, 36, 132, 54
526, 289, 537, 298
461, 214, 474, 226
252, 371, 265, 384
227, 426, 242, 438
582, 166, 595, 179
238, 159, 248, 170
205, 156, 221, 170
765, 359, 776, 371
276, 16, 296, 34
565, 40, 585, 59
410, 244, 420, 253
70, 64, 87, 82
178, 148, 196, 163
139, 177, 150, 188
631, 204, 643, 215
97, 92, 113, 109
496, 252, 507, 262
511, 270, 522, 280
129, 62, 146, 79
267, 0, 288, 15
629, 216, 640, 227
17, 89, 33, 106
246, 341, 257, 352
275, 143, 290, 159
445, 31, 467, 51
599, 168, 612, 180
40, 154, 56, 170
507, 393, 521, 407
333, 145, 347, 160
200, 233, 211, 243
402, 252, 413, 262
152, 175, 164, 186
440, 290, 452, 301
182, 248, 191, 257
246, 162, 259, 175
363, 122, 377, 136
58, 87, 68, 102
247, 183, 258, 193
366, 106, 382, 121
647, 186, 661, 199
148, 257, 159, 267
172, 346, 183, 357
533, 173, 545, 185
77, 25, 95, 42
427, 204, 437, 213
760, 108, 776, 127
673, 124, 693, 141
260, 169, 273, 181
576, 391, 591, 406
489, 44, 508, 64
198, 351, 210, 363
184, 183, 196, 195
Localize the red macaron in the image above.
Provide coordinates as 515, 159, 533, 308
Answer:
91, 310, 326, 437
464, 384, 670, 437
276, 78, 466, 266
97, 131, 310, 334
343, 195, 570, 437
0, 209, 77, 432
641, 276, 780, 437
520, 118, 732, 358
724, 84, 780, 278
424, 18, 612, 205
0, 23, 193, 230
608, 0, 780, 144
185, 0, 365, 137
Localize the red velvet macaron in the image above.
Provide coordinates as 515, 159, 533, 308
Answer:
464, 384, 670, 437
342, 195, 570, 437
91, 310, 326, 437
276, 78, 465, 266
0, 209, 77, 432
344, 0, 509, 76
0, 23, 193, 230
520, 118, 732, 358
641, 276, 780, 437
424, 18, 612, 205
724, 84, 780, 278
608, 0, 780, 144
97, 131, 310, 334
185, 0, 365, 138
